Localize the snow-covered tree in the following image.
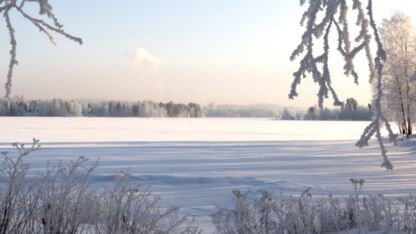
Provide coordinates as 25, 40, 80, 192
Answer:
345, 98, 358, 111
380, 12, 416, 137
304, 106, 320, 120
0, 0, 82, 98
281, 108, 295, 120
291, 0, 396, 170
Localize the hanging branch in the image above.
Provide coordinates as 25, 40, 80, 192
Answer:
0, 0, 82, 98
291, 0, 397, 170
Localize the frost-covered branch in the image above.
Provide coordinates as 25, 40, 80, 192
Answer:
291, 0, 396, 169
0, 0, 82, 98
355, 0, 396, 170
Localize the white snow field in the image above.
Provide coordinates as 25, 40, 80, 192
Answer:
0, 117, 415, 232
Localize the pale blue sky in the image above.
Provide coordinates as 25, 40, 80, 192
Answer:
0, 0, 414, 107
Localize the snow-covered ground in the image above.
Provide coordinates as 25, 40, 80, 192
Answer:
0, 117, 414, 232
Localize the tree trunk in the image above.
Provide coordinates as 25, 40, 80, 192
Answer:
404, 53, 412, 138
406, 79, 412, 138
395, 75, 408, 135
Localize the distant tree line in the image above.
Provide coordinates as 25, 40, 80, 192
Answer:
0, 98, 298, 118
203, 104, 287, 118
0, 97, 373, 120
281, 98, 373, 121
0, 98, 203, 117
302, 106, 372, 121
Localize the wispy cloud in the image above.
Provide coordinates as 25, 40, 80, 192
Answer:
124, 47, 161, 70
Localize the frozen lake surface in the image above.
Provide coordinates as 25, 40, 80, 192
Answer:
0, 117, 414, 232
0, 117, 372, 142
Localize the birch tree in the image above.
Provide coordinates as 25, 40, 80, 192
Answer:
291, 0, 396, 170
380, 12, 416, 138
0, 0, 82, 98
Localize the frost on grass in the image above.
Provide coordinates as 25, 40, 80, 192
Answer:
213, 179, 416, 234
0, 140, 200, 234
0, 0, 82, 98
291, 0, 397, 170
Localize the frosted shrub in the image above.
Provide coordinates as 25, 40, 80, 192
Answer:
213, 179, 416, 234
0, 140, 41, 233
37, 157, 98, 234
212, 189, 319, 234
400, 196, 416, 233
0, 140, 200, 234
93, 171, 199, 234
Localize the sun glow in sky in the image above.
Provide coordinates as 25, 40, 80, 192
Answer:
0, 0, 415, 107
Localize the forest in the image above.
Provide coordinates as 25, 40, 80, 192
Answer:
0, 97, 373, 121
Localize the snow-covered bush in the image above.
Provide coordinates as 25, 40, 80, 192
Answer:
92, 171, 201, 234
213, 179, 416, 234
0, 139, 200, 234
